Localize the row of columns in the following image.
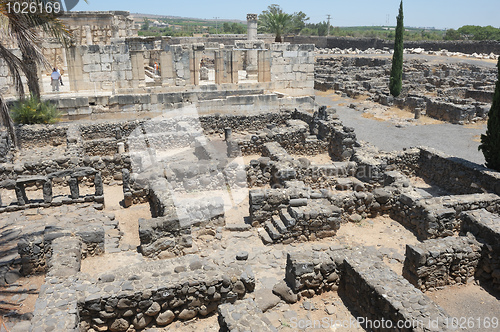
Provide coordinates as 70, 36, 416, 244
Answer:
0, 168, 103, 207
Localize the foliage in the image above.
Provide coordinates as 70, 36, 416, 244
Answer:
479, 58, 500, 171
444, 25, 500, 41
142, 18, 150, 30
458, 25, 500, 41
444, 28, 462, 40
389, 1, 404, 97
290, 11, 309, 34
258, 4, 293, 42
10, 95, 61, 125
222, 22, 246, 34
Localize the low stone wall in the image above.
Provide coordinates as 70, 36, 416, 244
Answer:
16, 124, 68, 150
0, 154, 129, 185
403, 236, 481, 291
285, 249, 342, 296
425, 99, 487, 124
286, 36, 500, 55
341, 257, 455, 331
392, 192, 500, 239
17, 222, 106, 276
235, 119, 329, 156
285, 246, 455, 331
249, 188, 289, 224
138, 216, 192, 258
77, 256, 255, 331
415, 147, 500, 195
460, 209, 500, 292
0, 131, 12, 164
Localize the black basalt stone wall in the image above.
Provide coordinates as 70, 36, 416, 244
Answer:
285, 36, 500, 54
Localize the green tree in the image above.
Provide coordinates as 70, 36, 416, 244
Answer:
290, 11, 309, 34
317, 21, 329, 36
232, 22, 246, 34
142, 18, 150, 30
258, 4, 293, 42
389, 0, 404, 97
479, 58, 500, 170
444, 29, 461, 40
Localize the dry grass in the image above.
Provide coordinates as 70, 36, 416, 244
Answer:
361, 112, 385, 122
315, 89, 343, 101
464, 121, 487, 129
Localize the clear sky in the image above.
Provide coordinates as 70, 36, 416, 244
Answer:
72, 0, 499, 30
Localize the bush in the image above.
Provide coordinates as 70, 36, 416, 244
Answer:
10, 95, 61, 125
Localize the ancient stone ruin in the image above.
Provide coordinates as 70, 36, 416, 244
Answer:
0, 10, 499, 332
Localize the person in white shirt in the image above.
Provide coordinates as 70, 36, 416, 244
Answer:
51, 68, 61, 92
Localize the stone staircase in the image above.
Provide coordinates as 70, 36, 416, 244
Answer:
259, 199, 340, 244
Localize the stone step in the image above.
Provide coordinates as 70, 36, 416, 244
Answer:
258, 228, 273, 245
271, 215, 287, 234
264, 220, 281, 241
280, 209, 296, 227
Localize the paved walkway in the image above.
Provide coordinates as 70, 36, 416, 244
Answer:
315, 94, 487, 166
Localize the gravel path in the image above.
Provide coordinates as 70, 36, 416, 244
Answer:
315, 94, 487, 165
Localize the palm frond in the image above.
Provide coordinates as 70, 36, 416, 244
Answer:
0, 42, 26, 96
0, 93, 17, 147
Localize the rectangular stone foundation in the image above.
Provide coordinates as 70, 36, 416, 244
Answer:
341, 258, 456, 332
461, 209, 500, 292
402, 236, 481, 291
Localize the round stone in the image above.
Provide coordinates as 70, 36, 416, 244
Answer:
156, 310, 175, 326
236, 251, 249, 261
109, 318, 129, 332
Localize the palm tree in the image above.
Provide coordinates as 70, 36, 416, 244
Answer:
0, 0, 73, 145
258, 4, 293, 42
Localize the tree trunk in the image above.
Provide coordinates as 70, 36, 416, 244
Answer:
21, 51, 40, 99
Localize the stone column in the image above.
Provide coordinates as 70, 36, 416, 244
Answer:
66, 46, 86, 92
224, 128, 232, 141
246, 14, 258, 79
14, 184, 28, 206
414, 108, 422, 119
190, 48, 201, 86
122, 168, 131, 193
94, 172, 104, 196
214, 50, 224, 85
159, 49, 174, 86
130, 51, 146, 89
122, 168, 133, 208
68, 177, 80, 199
230, 50, 239, 84
43, 180, 53, 203
258, 50, 271, 82
85, 26, 92, 45
247, 14, 258, 41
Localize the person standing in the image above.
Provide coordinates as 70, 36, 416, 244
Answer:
51, 68, 61, 92
56, 67, 63, 86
